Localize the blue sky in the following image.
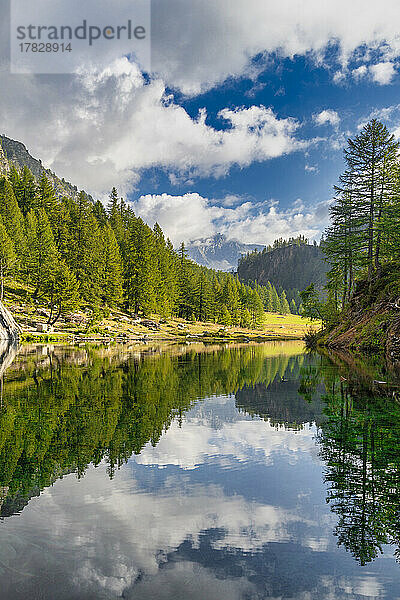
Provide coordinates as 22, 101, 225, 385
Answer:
140, 48, 400, 202
2, 0, 400, 245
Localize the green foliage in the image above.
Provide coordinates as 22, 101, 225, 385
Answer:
0, 345, 307, 502
238, 238, 327, 293
42, 261, 80, 325
0, 221, 17, 300
324, 119, 400, 309
0, 171, 267, 326
24, 208, 59, 296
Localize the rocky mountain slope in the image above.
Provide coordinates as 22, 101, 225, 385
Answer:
238, 243, 328, 291
186, 233, 264, 271
319, 265, 400, 361
0, 135, 82, 199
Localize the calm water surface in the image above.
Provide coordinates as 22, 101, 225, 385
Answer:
0, 341, 399, 599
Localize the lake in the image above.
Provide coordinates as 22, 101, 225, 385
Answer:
0, 341, 399, 599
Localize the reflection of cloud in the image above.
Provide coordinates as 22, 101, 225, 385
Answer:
0, 395, 393, 600
124, 561, 256, 600
134, 396, 318, 470
3, 465, 311, 598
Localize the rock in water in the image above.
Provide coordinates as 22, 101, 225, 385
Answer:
0, 340, 18, 379
0, 302, 20, 342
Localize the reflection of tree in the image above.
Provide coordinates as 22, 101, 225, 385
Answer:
0, 344, 305, 513
236, 354, 325, 429
315, 371, 400, 565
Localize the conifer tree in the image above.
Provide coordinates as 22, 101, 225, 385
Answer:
24, 208, 59, 296
0, 177, 25, 255
65, 192, 103, 302
0, 221, 17, 300
37, 174, 61, 233
125, 217, 158, 314
13, 166, 38, 215
42, 261, 80, 325
271, 285, 281, 313
100, 224, 124, 307
279, 290, 290, 314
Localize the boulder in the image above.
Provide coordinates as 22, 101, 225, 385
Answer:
0, 302, 20, 342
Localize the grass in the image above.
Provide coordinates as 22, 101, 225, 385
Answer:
2, 279, 320, 344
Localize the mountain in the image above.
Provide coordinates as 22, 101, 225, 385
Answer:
0, 135, 82, 200
186, 234, 264, 271
237, 243, 328, 291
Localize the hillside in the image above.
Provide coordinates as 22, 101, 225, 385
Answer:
0, 138, 300, 337
186, 233, 263, 271
238, 243, 328, 291
0, 135, 84, 200
318, 265, 400, 361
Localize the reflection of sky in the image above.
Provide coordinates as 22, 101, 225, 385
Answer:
0, 395, 399, 599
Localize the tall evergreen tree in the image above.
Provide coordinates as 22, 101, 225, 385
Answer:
0, 221, 17, 300
24, 208, 59, 296
100, 224, 124, 307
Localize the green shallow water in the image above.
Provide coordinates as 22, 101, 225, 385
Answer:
0, 341, 399, 599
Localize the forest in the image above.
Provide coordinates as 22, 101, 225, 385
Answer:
238, 237, 327, 308
0, 161, 299, 328
302, 118, 400, 337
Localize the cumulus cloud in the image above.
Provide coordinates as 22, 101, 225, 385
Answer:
0, 0, 399, 197
313, 109, 340, 128
0, 59, 308, 195
132, 193, 331, 245
369, 61, 397, 85
352, 65, 368, 81
151, 0, 400, 94
1, 393, 388, 600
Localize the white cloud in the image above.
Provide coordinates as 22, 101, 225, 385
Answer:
0, 1, 399, 196
132, 192, 331, 245
369, 61, 397, 84
313, 110, 340, 128
151, 0, 400, 94
352, 65, 368, 81
0, 60, 308, 195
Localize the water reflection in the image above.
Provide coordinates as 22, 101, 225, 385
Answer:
0, 342, 398, 599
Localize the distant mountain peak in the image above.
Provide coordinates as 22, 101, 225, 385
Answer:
186, 233, 264, 271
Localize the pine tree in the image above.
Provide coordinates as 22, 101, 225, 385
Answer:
290, 299, 297, 314
0, 177, 25, 255
265, 282, 274, 312
65, 192, 103, 302
153, 224, 178, 316
240, 307, 252, 328
220, 305, 231, 325
125, 217, 158, 314
13, 166, 38, 215
279, 290, 290, 314
24, 208, 59, 296
0, 221, 17, 300
342, 119, 399, 276
107, 187, 119, 217
100, 224, 124, 307
42, 261, 80, 325
271, 285, 281, 313
37, 174, 61, 232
